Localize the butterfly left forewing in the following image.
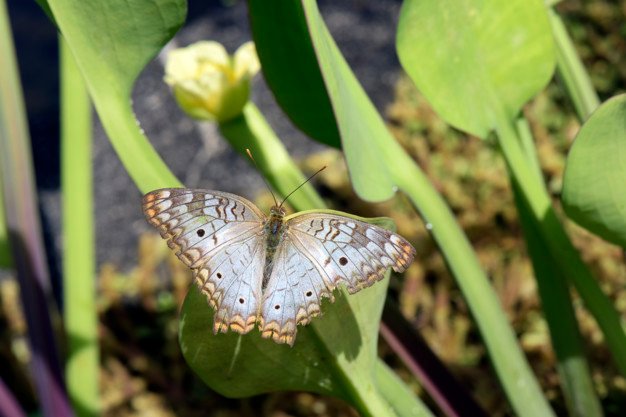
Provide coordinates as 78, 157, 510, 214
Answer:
143, 188, 267, 334
143, 188, 265, 267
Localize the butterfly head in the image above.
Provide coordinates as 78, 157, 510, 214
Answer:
269, 205, 286, 218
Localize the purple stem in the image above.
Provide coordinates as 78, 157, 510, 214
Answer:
381, 299, 488, 417
0, 376, 26, 417
0, 2, 74, 414
8, 232, 74, 417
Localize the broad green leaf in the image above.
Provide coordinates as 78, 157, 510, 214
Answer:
397, 0, 555, 138
46, 0, 185, 193
180, 213, 398, 416
562, 94, 626, 248
248, 1, 340, 148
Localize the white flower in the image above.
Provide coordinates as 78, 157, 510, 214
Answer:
165, 41, 260, 122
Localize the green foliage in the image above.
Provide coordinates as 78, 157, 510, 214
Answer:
395, 0, 623, 415
562, 94, 626, 248
248, 1, 341, 148
46, 0, 186, 192
7, 0, 624, 415
249, 1, 556, 416
397, 0, 555, 138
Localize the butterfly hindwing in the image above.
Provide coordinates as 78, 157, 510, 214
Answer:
193, 233, 265, 334
259, 239, 335, 346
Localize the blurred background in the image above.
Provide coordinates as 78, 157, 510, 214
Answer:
2, 0, 626, 415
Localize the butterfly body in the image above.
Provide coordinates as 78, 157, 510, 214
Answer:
262, 206, 287, 289
143, 188, 415, 346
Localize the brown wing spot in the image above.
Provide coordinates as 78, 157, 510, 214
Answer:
143, 192, 159, 204
330, 229, 341, 240
339, 257, 348, 266
197, 229, 205, 237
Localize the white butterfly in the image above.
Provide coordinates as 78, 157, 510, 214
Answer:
143, 188, 415, 346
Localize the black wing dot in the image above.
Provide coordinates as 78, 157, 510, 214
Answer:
306, 291, 312, 297
239, 298, 245, 304
339, 257, 348, 266
274, 305, 280, 310
216, 272, 222, 279
197, 229, 205, 237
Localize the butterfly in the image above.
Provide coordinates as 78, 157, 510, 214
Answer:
142, 187, 415, 346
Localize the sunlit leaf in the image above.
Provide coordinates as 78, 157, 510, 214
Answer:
562, 94, 626, 248
46, 0, 185, 192
180, 213, 396, 415
397, 0, 555, 138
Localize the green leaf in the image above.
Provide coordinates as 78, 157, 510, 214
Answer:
397, 0, 555, 138
248, 1, 340, 148
180, 213, 398, 417
46, 0, 185, 193
300, 1, 402, 202
562, 94, 626, 248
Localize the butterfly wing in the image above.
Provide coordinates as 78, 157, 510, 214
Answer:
143, 188, 267, 334
258, 240, 334, 346
259, 212, 415, 345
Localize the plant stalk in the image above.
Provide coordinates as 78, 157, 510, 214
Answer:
60, 36, 99, 417
495, 112, 626, 377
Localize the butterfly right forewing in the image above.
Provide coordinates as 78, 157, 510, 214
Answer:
259, 213, 415, 346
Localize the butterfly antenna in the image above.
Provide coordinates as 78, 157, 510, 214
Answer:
245, 149, 279, 207
279, 166, 326, 208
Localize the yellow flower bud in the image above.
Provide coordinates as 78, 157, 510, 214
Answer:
164, 41, 260, 122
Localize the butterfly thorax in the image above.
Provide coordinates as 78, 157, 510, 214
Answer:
262, 206, 287, 289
